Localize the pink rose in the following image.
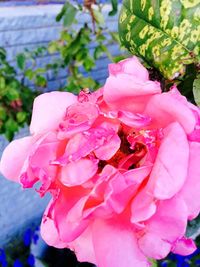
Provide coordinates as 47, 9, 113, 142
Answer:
1, 57, 200, 267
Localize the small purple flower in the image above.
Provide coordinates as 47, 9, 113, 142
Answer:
27, 254, 35, 267
23, 229, 33, 247
160, 261, 168, 267
0, 249, 7, 267
1, 260, 8, 267
0, 249, 6, 261
32, 233, 39, 245
13, 259, 23, 267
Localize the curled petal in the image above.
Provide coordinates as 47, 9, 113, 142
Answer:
55, 126, 118, 165
0, 136, 33, 181
30, 92, 77, 134
60, 158, 98, 186
94, 133, 121, 160
131, 189, 156, 226
20, 132, 60, 189
118, 111, 151, 128
172, 237, 197, 256
109, 56, 150, 81
42, 188, 89, 244
41, 199, 66, 248
58, 102, 99, 138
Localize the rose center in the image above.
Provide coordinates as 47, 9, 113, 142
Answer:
98, 130, 148, 172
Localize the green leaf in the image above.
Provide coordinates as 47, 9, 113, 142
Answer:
83, 56, 95, 71
6, 88, 20, 101
56, 2, 68, 22
93, 10, 105, 25
35, 68, 46, 74
113, 55, 127, 63
56, 2, 77, 26
60, 31, 71, 42
109, 0, 118, 16
16, 111, 27, 123
94, 46, 104, 59
109, 31, 120, 44
48, 41, 59, 54
35, 75, 47, 87
193, 74, 200, 106
0, 76, 6, 90
79, 77, 97, 89
25, 69, 34, 80
0, 106, 7, 120
64, 3, 77, 27
119, 0, 200, 80
96, 33, 106, 42
16, 53, 26, 70
0, 47, 6, 61
5, 118, 18, 141
149, 259, 158, 267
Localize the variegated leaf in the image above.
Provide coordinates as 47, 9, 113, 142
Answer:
119, 0, 200, 80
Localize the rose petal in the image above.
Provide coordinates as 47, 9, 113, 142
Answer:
151, 122, 189, 199
69, 227, 96, 264
94, 133, 121, 160
138, 232, 171, 259
146, 196, 188, 243
58, 102, 99, 138
0, 136, 33, 181
41, 199, 66, 248
56, 126, 118, 165
118, 111, 151, 128
60, 158, 98, 186
20, 132, 59, 189
104, 73, 161, 113
172, 237, 197, 256
145, 92, 196, 134
178, 142, 200, 219
108, 56, 149, 81
30, 92, 77, 134
106, 166, 152, 214
131, 188, 156, 226
92, 219, 149, 267
41, 188, 89, 244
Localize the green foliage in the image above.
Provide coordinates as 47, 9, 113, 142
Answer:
119, 0, 200, 80
0, 1, 124, 140
16, 53, 26, 70
44, 1, 123, 93
56, 2, 77, 27
0, 48, 39, 140
109, 0, 118, 16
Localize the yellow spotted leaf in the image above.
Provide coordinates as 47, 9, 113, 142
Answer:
119, 0, 200, 80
